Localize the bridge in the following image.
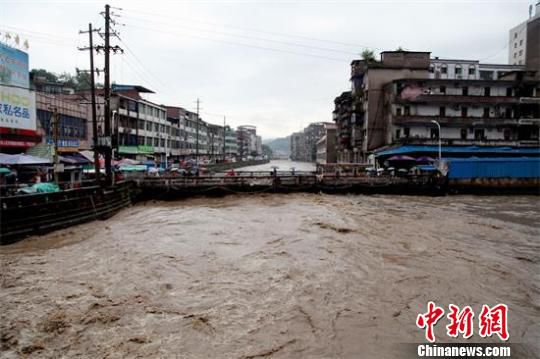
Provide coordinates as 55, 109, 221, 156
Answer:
135, 170, 442, 197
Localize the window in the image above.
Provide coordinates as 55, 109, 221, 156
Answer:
461, 107, 468, 117
154, 137, 159, 146
519, 50, 523, 56
519, 39, 523, 46
138, 120, 145, 130
429, 65, 434, 73
404, 106, 410, 116
514, 32, 517, 39
462, 87, 468, 96
154, 123, 159, 132
506, 88, 513, 96
484, 87, 491, 96
395, 129, 401, 138
504, 128, 511, 140
441, 66, 447, 74
505, 108, 512, 119
396, 107, 402, 116
460, 128, 467, 140
468, 67, 475, 75
404, 127, 410, 137
514, 53, 517, 58
440, 86, 446, 94
455, 66, 462, 75
439, 106, 446, 116
514, 43, 517, 48
430, 128, 439, 139
483, 108, 490, 118
474, 129, 485, 140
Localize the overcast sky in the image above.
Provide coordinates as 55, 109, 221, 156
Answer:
0, 0, 532, 139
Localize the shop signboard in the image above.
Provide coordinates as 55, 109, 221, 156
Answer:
0, 42, 36, 131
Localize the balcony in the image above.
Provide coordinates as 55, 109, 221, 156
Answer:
395, 137, 539, 147
393, 115, 520, 127
394, 94, 520, 105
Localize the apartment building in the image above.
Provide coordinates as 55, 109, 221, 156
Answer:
385, 78, 539, 147
508, 2, 540, 66
290, 131, 306, 161
224, 125, 238, 159
316, 123, 337, 164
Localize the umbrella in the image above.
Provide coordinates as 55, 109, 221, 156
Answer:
387, 155, 416, 161
0, 153, 52, 165
0, 167, 11, 174
416, 156, 435, 162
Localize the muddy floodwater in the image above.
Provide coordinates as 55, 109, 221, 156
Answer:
1, 194, 539, 358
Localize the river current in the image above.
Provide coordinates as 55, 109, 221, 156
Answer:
1, 162, 539, 358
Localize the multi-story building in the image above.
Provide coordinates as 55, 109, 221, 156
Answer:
112, 85, 170, 164
316, 123, 337, 164
207, 123, 224, 162
237, 125, 258, 159
333, 50, 539, 162
288, 122, 333, 162
384, 78, 539, 147
333, 91, 354, 162
224, 125, 238, 160
508, 2, 540, 66
35, 93, 90, 155
290, 131, 306, 161
303, 122, 330, 162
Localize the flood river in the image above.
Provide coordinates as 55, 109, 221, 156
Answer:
237, 159, 316, 172
1, 193, 539, 358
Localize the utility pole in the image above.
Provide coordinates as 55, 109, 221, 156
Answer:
223, 116, 226, 163
103, 3, 112, 186
79, 24, 101, 185
52, 108, 60, 185
195, 98, 200, 166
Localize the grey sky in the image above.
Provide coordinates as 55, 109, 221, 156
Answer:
0, 0, 531, 139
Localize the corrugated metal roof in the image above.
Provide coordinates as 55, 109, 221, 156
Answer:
447, 157, 540, 179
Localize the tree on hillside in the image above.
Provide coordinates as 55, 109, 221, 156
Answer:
262, 144, 273, 158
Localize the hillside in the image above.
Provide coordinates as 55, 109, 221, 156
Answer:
264, 136, 290, 157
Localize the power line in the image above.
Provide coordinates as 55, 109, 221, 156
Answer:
125, 23, 347, 62
123, 6, 377, 50
122, 14, 361, 56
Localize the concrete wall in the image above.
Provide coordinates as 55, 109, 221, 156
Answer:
526, 17, 540, 73
365, 68, 430, 152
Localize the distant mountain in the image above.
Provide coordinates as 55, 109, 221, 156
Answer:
264, 136, 290, 157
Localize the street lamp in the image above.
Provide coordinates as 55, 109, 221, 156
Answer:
430, 120, 442, 161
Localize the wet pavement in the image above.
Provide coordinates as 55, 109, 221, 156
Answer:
1, 193, 539, 358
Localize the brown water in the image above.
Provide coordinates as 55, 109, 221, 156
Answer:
1, 194, 539, 358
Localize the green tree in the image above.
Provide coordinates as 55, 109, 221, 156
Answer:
361, 49, 376, 62
30, 68, 58, 83
30, 68, 101, 90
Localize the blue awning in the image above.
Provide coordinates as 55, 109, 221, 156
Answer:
375, 145, 540, 157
